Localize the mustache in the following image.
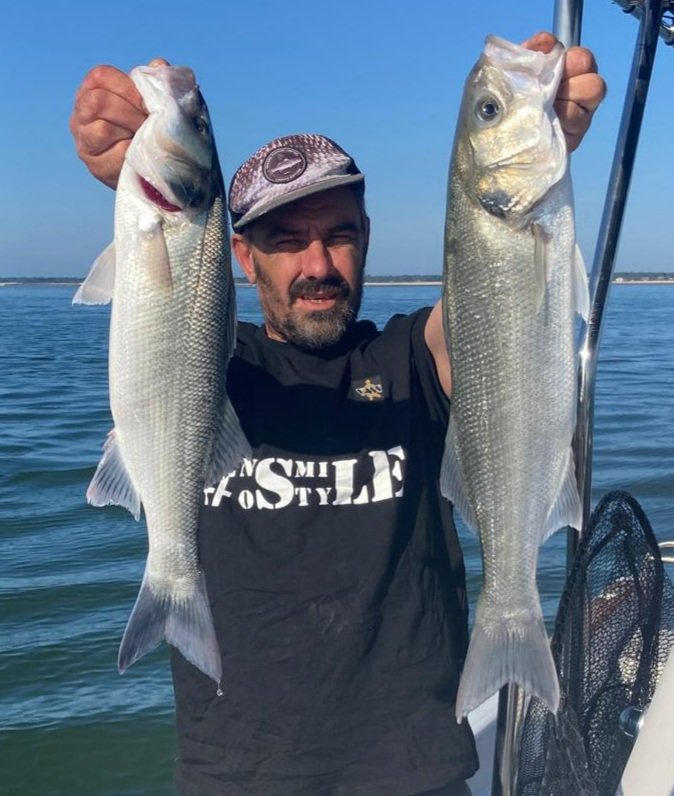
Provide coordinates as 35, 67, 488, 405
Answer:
289, 276, 350, 303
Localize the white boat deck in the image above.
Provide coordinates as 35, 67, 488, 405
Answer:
468, 694, 499, 796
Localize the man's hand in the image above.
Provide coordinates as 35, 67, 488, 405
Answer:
523, 31, 607, 153
69, 59, 168, 189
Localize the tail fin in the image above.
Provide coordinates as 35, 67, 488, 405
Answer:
118, 568, 221, 683
455, 597, 559, 720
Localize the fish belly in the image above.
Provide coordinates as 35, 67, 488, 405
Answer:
442, 188, 579, 717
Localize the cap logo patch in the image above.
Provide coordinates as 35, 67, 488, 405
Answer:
262, 146, 307, 184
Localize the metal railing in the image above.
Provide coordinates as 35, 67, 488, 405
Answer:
659, 541, 674, 565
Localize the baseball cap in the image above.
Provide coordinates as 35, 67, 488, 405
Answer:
228, 133, 365, 230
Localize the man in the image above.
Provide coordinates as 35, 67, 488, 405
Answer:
70, 33, 605, 796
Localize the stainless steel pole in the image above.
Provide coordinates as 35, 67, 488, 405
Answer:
553, 0, 583, 46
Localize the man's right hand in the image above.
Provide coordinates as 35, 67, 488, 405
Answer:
69, 61, 166, 189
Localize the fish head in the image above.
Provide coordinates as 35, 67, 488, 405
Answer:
456, 36, 567, 221
125, 65, 219, 214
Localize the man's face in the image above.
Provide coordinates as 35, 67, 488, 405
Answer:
232, 187, 369, 350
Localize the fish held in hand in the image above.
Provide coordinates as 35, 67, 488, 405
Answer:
74, 65, 250, 683
440, 36, 589, 719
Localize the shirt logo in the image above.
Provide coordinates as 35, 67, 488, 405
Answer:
204, 446, 406, 511
352, 376, 385, 402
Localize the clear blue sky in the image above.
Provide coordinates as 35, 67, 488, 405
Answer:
2, 0, 672, 278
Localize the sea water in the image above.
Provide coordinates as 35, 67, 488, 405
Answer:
1, 283, 673, 795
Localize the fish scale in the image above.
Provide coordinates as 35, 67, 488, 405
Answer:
440, 36, 589, 719
75, 66, 250, 683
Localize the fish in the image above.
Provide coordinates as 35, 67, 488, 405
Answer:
440, 36, 590, 719
74, 65, 250, 683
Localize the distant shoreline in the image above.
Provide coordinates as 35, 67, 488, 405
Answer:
3, 277, 674, 287
613, 279, 674, 285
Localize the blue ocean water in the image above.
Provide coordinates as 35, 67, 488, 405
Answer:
1, 282, 673, 795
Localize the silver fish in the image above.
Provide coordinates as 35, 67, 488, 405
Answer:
74, 65, 250, 683
440, 36, 590, 719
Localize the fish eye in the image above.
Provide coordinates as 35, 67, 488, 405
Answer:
475, 95, 501, 124
193, 115, 210, 136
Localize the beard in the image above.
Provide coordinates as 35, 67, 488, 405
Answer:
254, 262, 364, 351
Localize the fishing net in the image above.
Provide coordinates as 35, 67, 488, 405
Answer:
516, 490, 674, 796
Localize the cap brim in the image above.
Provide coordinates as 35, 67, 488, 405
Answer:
232, 173, 364, 230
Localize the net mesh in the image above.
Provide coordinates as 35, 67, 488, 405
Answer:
516, 490, 674, 796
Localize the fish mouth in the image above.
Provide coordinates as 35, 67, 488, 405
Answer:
139, 177, 182, 212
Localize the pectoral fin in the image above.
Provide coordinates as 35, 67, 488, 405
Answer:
73, 243, 116, 305
138, 213, 174, 292
532, 223, 552, 315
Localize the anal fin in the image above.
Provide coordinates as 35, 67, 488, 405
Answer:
440, 416, 478, 533
86, 429, 141, 520
541, 446, 582, 540
205, 396, 251, 487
